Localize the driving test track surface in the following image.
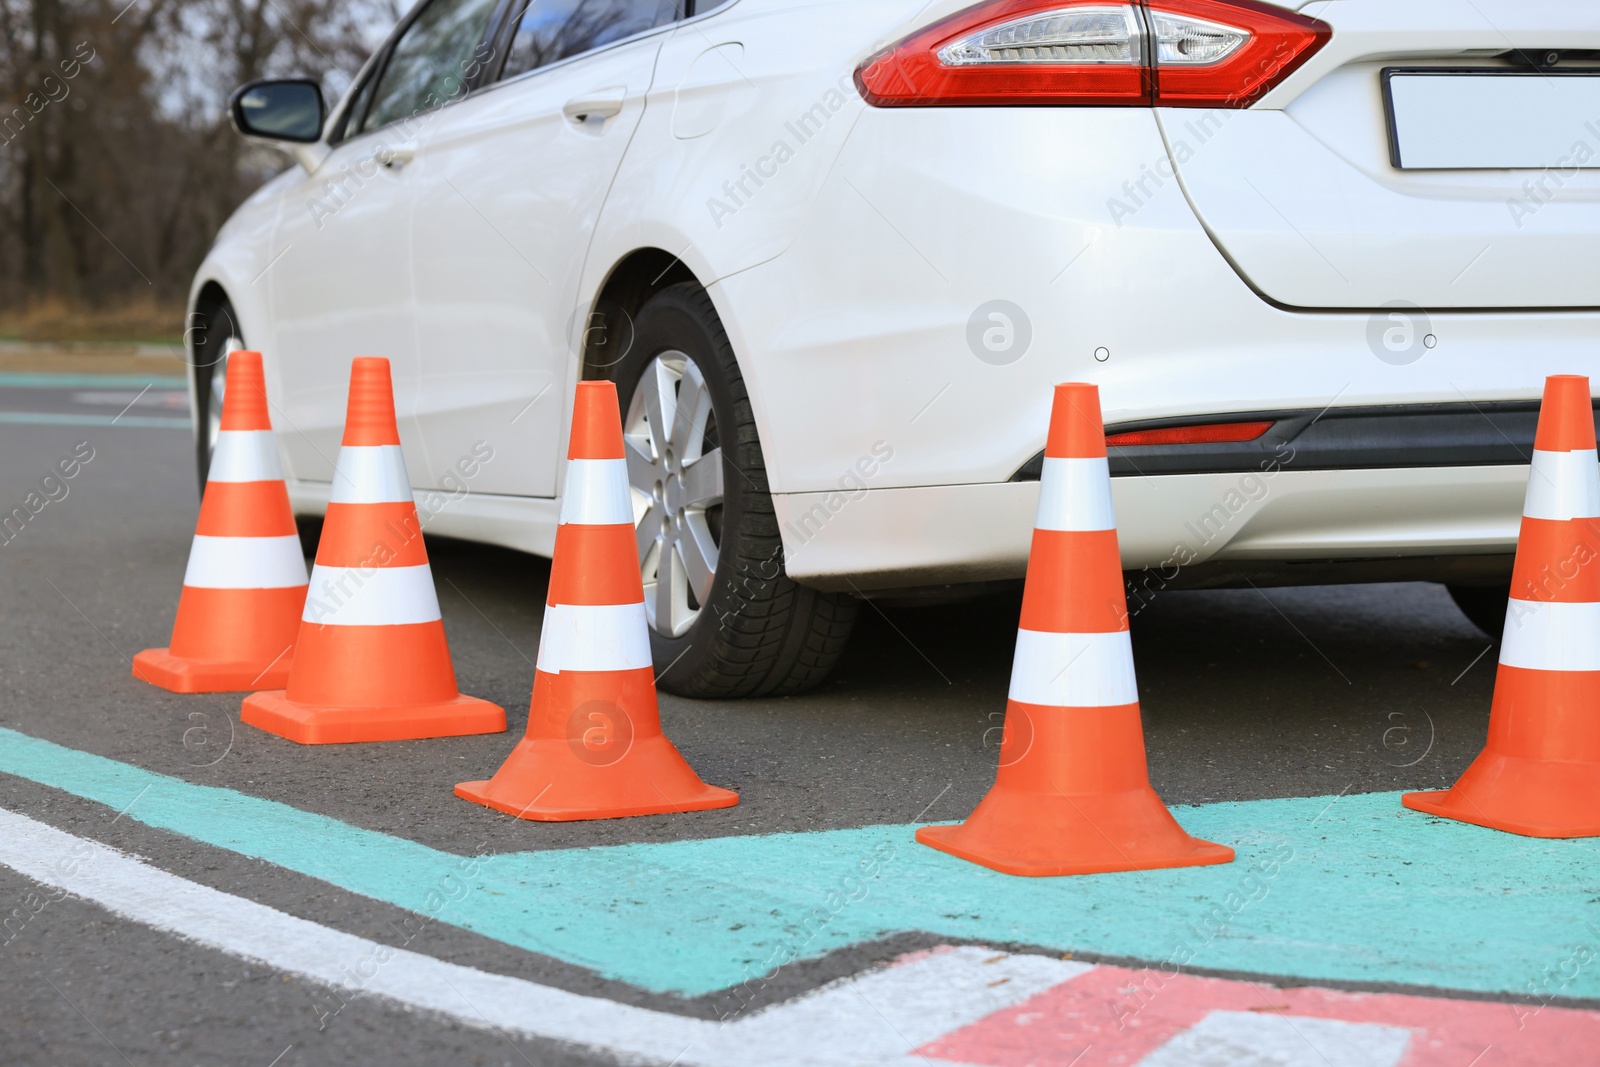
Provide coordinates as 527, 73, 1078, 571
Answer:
2, 376, 1596, 1065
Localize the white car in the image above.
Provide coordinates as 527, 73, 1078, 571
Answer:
194, 0, 1600, 696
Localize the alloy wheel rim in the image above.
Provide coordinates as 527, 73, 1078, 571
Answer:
624, 350, 724, 639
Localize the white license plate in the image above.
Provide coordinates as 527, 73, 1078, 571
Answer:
1383, 68, 1600, 170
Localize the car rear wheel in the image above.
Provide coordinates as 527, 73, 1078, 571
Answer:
1447, 583, 1508, 641
612, 282, 858, 698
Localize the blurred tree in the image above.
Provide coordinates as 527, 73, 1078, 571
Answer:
0, 0, 398, 321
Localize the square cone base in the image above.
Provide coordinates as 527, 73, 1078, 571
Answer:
454, 737, 738, 822
133, 647, 293, 693
241, 690, 505, 745
916, 787, 1235, 877
1403, 781, 1600, 839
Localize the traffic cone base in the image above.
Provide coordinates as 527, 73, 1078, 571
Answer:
132, 649, 292, 693
1403, 664, 1600, 837
455, 666, 737, 820
918, 700, 1233, 876
1403, 761, 1600, 838
242, 690, 505, 745
918, 794, 1233, 877
455, 737, 739, 821
132, 585, 301, 691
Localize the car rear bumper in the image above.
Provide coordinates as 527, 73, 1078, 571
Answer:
1035, 400, 1600, 479
774, 463, 1528, 593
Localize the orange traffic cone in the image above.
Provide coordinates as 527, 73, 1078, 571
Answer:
1404, 375, 1600, 836
918, 383, 1233, 876
133, 351, 306, 692
455, 380, 737, 820
241, 357, 506, 744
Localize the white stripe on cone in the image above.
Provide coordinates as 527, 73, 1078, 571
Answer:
1524, 449, 1600, 522
1008, 629, 1138, 707
535, 602, 653, 674
559, 459, 633, 526
1500, 599, 1600, 672
183, 535, 308, 589
330, 445, 413, 504
537, 601, 649, 675
1034, 457, 1116, 532
302, 564, 442, 626
207, 431, 285, 483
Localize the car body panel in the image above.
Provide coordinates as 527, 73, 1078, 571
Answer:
721, 102, 1600, 496
408, 32, 664, 496
585, 0, 893, 287
186, 171, 292, 417
1181, 0, 1600, 309
265, 129, 431, 485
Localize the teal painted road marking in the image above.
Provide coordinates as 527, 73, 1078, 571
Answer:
2, 727, 1597, 998
0, 412, 191, 430
0, 372, 192, 429
0, 373, 188, 389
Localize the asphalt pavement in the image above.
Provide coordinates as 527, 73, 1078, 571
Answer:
1, 373, 1588, 1067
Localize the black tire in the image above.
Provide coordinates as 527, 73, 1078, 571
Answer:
190, 295, 244, 497
295, 515, 324, 559
1447, 583, 1508, 640
610, 282, 858, 699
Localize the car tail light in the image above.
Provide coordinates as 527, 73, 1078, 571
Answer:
1105, 420, 1274, 446
1149, 0, 1329, 106
856, 0, 1329, 108
857, 2, 1151, 106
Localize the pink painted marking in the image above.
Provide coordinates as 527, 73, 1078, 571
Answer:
917, 963, 1600, 1066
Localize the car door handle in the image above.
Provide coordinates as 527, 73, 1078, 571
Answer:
563, 90, 626, 123
378, 148, 415, 170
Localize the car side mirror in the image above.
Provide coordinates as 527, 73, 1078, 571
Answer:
229, 78, 330, 173
231, 78, 324, 141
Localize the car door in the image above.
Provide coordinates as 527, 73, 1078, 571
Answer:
406, 0, 680, 497
268, 0, 502, 486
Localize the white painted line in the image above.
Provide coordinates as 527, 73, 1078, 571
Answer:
303, 564, 442, 626
1010, 628, 1139, 707
1138, 1009, 1410, 1067
0, 807, 701, 1061
0, 807, 1087, 1066
730, 948, 1093, 1066
1524, 448, 1600, 522
330, 445, 413, 504
536, 601, 653, 674
559, 458, 633, 526
206, 430, 285, 482
183, 535, 308, 589
1035, 457, 1116, 532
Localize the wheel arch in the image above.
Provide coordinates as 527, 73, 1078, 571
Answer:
191, 278, 231, 314
188, 279, 240, 405
187, 279, 232, 386
579, 247, 701, 383
186, 283, 246, 496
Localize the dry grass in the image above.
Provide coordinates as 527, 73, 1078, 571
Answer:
0, 297, 186, 345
